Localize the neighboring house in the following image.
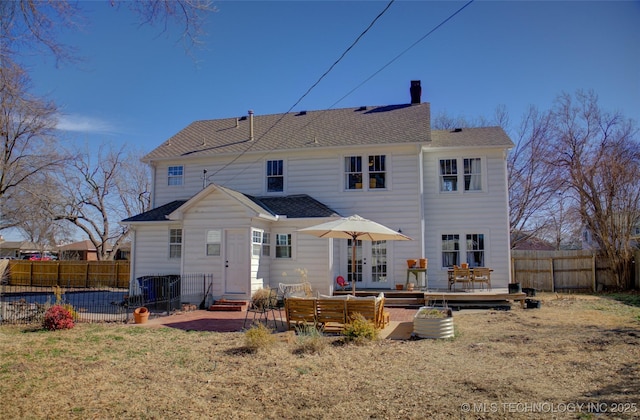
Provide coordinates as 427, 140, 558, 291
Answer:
0, 240, 56, 259
57, 240, 131, 261
58, 240, 99, 261
582, 214, 640, 250
123, 81, 514, 301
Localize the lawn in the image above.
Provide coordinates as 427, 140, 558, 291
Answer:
1, 293, 639, 419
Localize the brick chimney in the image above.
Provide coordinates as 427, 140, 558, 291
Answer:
410, 80, 421, 104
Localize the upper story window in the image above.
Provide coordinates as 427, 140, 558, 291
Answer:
440, 158, 483, 192
439, 159, 458, 192
464, 158, 482, 191
345, 156, 363, 190
368, 155, 386, 189
345, 155, 387, 190
169, 228, 182, 259
266, 160, 284, 192
168, 166, 184, 186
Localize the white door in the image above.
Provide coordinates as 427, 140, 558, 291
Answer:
224, 229, 249, 295
346, 240, 389, 289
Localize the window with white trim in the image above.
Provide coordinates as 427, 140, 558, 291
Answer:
439, 159, 458, 192
368, 155, 386, 189
464, 158, 482, 191
466, 233, 485, 267
440, 158, 484, 192
266, 160, 284, 192
275, 233, 291, 259
441, 234, 459, 267
345, 154, 388, 190
168, 166, 184, 186
169, 228, 182, 258
206, 229, 221, 256
252, 230, 262, 256
262, 232, 271, 256
345, 156, 362, 190
442, 232, 486, 268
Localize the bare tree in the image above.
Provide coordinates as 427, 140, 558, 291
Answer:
1, 0, 216, 68
550, 90, 640, 287
53, 143, 150, 260
0, 63, 68, 231
507, 106, 562, 248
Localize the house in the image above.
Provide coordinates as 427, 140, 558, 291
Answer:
57, 240, 131, 261
58, 240, 99, 261
123, 81, 514, 302
0, 239, 56, 260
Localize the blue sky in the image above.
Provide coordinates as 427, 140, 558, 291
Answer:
18, 0, 638, 154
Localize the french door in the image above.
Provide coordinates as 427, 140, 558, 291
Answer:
346, 240, 388, 289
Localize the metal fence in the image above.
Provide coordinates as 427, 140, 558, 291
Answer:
0, 272, 215, 325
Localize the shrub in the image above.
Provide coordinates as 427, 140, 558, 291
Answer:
43, 305, 75, 331
244, 323, 276, 352
293, 323, 326, 354
342, 313, 378, 343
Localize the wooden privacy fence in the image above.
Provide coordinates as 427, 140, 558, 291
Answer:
6, 260, 130, 288
511, 250, 636, 292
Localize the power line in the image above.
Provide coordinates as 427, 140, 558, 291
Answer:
205, 0, 395, 180
327, 0, 475, 110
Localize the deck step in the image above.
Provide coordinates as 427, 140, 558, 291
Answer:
207, 300, 247, 312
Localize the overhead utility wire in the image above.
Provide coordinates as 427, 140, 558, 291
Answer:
326, 0, 475, 111
204, 0, 395, 181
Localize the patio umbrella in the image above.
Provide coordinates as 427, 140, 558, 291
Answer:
298, 215, 412, 295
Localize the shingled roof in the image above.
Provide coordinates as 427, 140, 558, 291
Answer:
143, 103, 432, 161
430, 126, 513, 148
122, 200, 188, 223
122, 194, 339, 223
247, 195, 341, 219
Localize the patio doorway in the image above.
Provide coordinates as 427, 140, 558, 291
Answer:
346, 240, 388, 289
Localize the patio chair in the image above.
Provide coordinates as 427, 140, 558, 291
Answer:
472, 267, 491, 290
243, 288, 280, 329
336, 275, 351, 291
451, 266, 471, 291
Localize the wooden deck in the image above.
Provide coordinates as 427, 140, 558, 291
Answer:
335, 289, 528, 309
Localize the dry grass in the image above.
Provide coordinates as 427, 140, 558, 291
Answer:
1, 293, 639, 419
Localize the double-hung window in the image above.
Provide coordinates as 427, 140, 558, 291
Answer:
266, 160, 284, 192
464, 158, 482, 191
368, 155, 386, 189
169, 228, 182, 258
262, 232, 271, 257
441, 234, 459, 267
439, 158, 483, 192
466, 234, 485, 267
439, 159, 458, 192
441, 232, 486, 268
345, 155, 387, 190
206, 229, 221, 256
252, 230, 262, 256
168, 166, 184, 186
345, 156, 363, 190
275, 233, 291, 258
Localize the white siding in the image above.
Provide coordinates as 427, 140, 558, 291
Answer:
129, 224, 182, 297
423, 148, 511, 289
